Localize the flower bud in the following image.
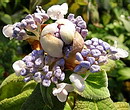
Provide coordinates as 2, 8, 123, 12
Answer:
12, 60, 26, 76
40, 34, 63, 57
2, 25, 14, 39
56, 19, 76, 44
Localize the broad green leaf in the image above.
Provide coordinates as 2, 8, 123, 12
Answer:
0, 89, 33, 110
22, 84, 66, 110
64, 93, 75, 110
74, 97, 117, 110
69, 3, 80, 14
21, 80, 37, 92
89, 3, 99, 25
40, 84, 66, 110
118, 67, 130, 80
114, 102, 130, 110
120, 18, 130, 32
0, 74, 25, 101
64, 102, 72, 110
0, 14, 12, 24
40, 84, 53, 108
21, 84, 45, 110
101, 12, 111, 25
101, 59, 116, 72
75, 0, 88, 5
75, 71, 110, 100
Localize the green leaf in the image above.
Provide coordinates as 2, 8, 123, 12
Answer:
0, 14, 12, 24
101, 59, 116, 72
75, 0, 88, 5
120, 18, 130, 32
114, 102, 130, 110
0, 74, 25, 101
101, 12, 111, 25
74, 97, 117, 110
21, 84, 45, 110
40, 84, 53, 109
0, 89, 33, 110
89, 3, 99, 25
40, 84, 66, 110
22, 84, 66, 110
118, 67, 130, 80
76, 71, 110, 100
64, 102, 72, 110
69, 3, 80, 14
0, 74, 36, 110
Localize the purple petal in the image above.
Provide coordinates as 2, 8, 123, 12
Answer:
90, 65, 100, 73
80, 61, 90, 69
74, 65, 82, 72
76, 52, 84, 61
91, 49, 101, 57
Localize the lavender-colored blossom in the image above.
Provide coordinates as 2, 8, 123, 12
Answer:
87, 57, 95, 64
80, 61, 90, 69
81, 49, 90, 57
24, 76, 31, 82
74, 65, 82, 72
59, 72, 65, 81
51, 77, 58, 84
85, 40, 92, 45
33, 72, 42, 82
74, 38, 127, 73
76, 52, 84, 61
91, 49, 101, 57
67, 14, 88, 38
42, 79, 51, 87
20, 68, 27, 76
43, 65, 49, 73
45, 71, 53, 79
101, 42, 110, 50
90, 65, 100, 73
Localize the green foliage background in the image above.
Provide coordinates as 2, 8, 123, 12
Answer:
0, 0, 130, 109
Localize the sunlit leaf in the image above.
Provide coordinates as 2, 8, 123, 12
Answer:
0, 74, 25, 101
0, 74, 36, 110
120, 18, 130, 32
75, 0, 88, 6
114, 102, 130, 110
74, 97, 117, 110
101, 59, 116, 72
101, 12, 111, 25
75, 71, 110, 100
69, 3, 80, 14
118, 67, 130, 80
0, 89, 33, 110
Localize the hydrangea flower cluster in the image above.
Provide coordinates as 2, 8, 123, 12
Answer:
74, 38, 126, 73
67, 13, 88, 38
2, 3, 128, 102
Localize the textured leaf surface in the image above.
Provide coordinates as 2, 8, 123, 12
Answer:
114, 102, 130, 110
21, 84, 66, 110
0, 74, 25, 101
74, 97, 117, 110
0, 74, 36, 110
101, 59, 116, 72
21, 84, 45, 110
76, 71, 110, 100
0, 89, 33, 110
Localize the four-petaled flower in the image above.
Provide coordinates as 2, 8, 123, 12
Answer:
53, 83, 74, 102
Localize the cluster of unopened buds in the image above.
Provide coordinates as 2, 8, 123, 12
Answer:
3, 3, 128, 102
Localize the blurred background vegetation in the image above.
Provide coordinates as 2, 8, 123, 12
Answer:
0, 0, 130, 104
